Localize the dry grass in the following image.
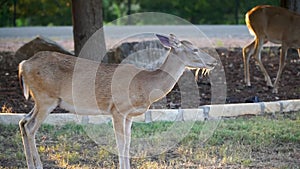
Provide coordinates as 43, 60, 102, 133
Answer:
0, 112, 299, 169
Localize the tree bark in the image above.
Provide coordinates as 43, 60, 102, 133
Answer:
71, 0, 106, 61
281, 0, 300, 14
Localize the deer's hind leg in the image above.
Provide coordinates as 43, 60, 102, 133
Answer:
20, 97, 59, 169
243, 40, 255, 86
273, 44, 288, 93
19, 107, 37, 169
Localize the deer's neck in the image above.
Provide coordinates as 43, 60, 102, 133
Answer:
144, 52, 185, 103
159, 52, 185, 83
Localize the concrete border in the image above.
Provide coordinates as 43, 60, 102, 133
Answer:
1, 99, 300, 125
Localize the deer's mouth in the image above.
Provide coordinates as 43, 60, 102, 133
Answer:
194, 60, 218, 79
186, 67, 213, 81
195, 67, 210, 78
189, 61, 216, 74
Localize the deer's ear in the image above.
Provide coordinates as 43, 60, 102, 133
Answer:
180, 40, 193, 47
156, 34, 171, 48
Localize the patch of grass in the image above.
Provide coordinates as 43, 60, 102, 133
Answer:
132, 121, 174, 137
0, 124, 25, 168
0, 112, 299, 168
214, 39, 224, 47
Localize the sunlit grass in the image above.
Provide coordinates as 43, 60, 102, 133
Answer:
0, 112, 299, 168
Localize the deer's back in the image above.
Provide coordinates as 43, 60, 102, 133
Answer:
21, 51, 151, 113
246, 5, 300, 45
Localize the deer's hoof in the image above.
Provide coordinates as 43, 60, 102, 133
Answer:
266, 81, 273, 88
246, 85, 252, 89
272, 88, 278, 94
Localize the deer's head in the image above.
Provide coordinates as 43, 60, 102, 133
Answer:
156, 34, 217, 74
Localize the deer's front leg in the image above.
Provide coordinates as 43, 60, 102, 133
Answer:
253, 38, 273, 87
112, 114, 128, 169
124, 117, 133, 169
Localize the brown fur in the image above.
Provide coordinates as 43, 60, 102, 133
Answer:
18, 34, 217, 169
243, 5, 300, 93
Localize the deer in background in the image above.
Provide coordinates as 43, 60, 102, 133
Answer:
242, 5, 300, 93
18, 34, 217, 169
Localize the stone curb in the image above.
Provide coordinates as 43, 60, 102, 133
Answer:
1, 99, 299, 125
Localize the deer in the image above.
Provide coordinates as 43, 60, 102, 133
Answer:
242, 5, 300, 93
18, 34, 217, 169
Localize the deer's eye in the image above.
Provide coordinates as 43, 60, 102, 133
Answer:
193, 49, 198, 52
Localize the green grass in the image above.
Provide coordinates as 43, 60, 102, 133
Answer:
0, 112, 299, 168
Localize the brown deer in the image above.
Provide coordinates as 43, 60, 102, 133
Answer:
242, 5, 300, 93
18, 34, 217, 169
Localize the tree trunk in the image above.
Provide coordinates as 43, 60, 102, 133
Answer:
71, 0, 106, 61
281, 0, 300, 14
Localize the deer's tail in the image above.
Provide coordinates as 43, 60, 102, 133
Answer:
245, 12, 255, 37
18, 60, 30, 100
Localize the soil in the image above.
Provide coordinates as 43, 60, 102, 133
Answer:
1, 46, 300, 113
0, 45, 300, 169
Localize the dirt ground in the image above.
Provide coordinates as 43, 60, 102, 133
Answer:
1, 45, 300, 113
0, 43, 300, 169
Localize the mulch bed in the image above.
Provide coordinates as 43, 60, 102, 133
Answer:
1, 47, 300, 113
